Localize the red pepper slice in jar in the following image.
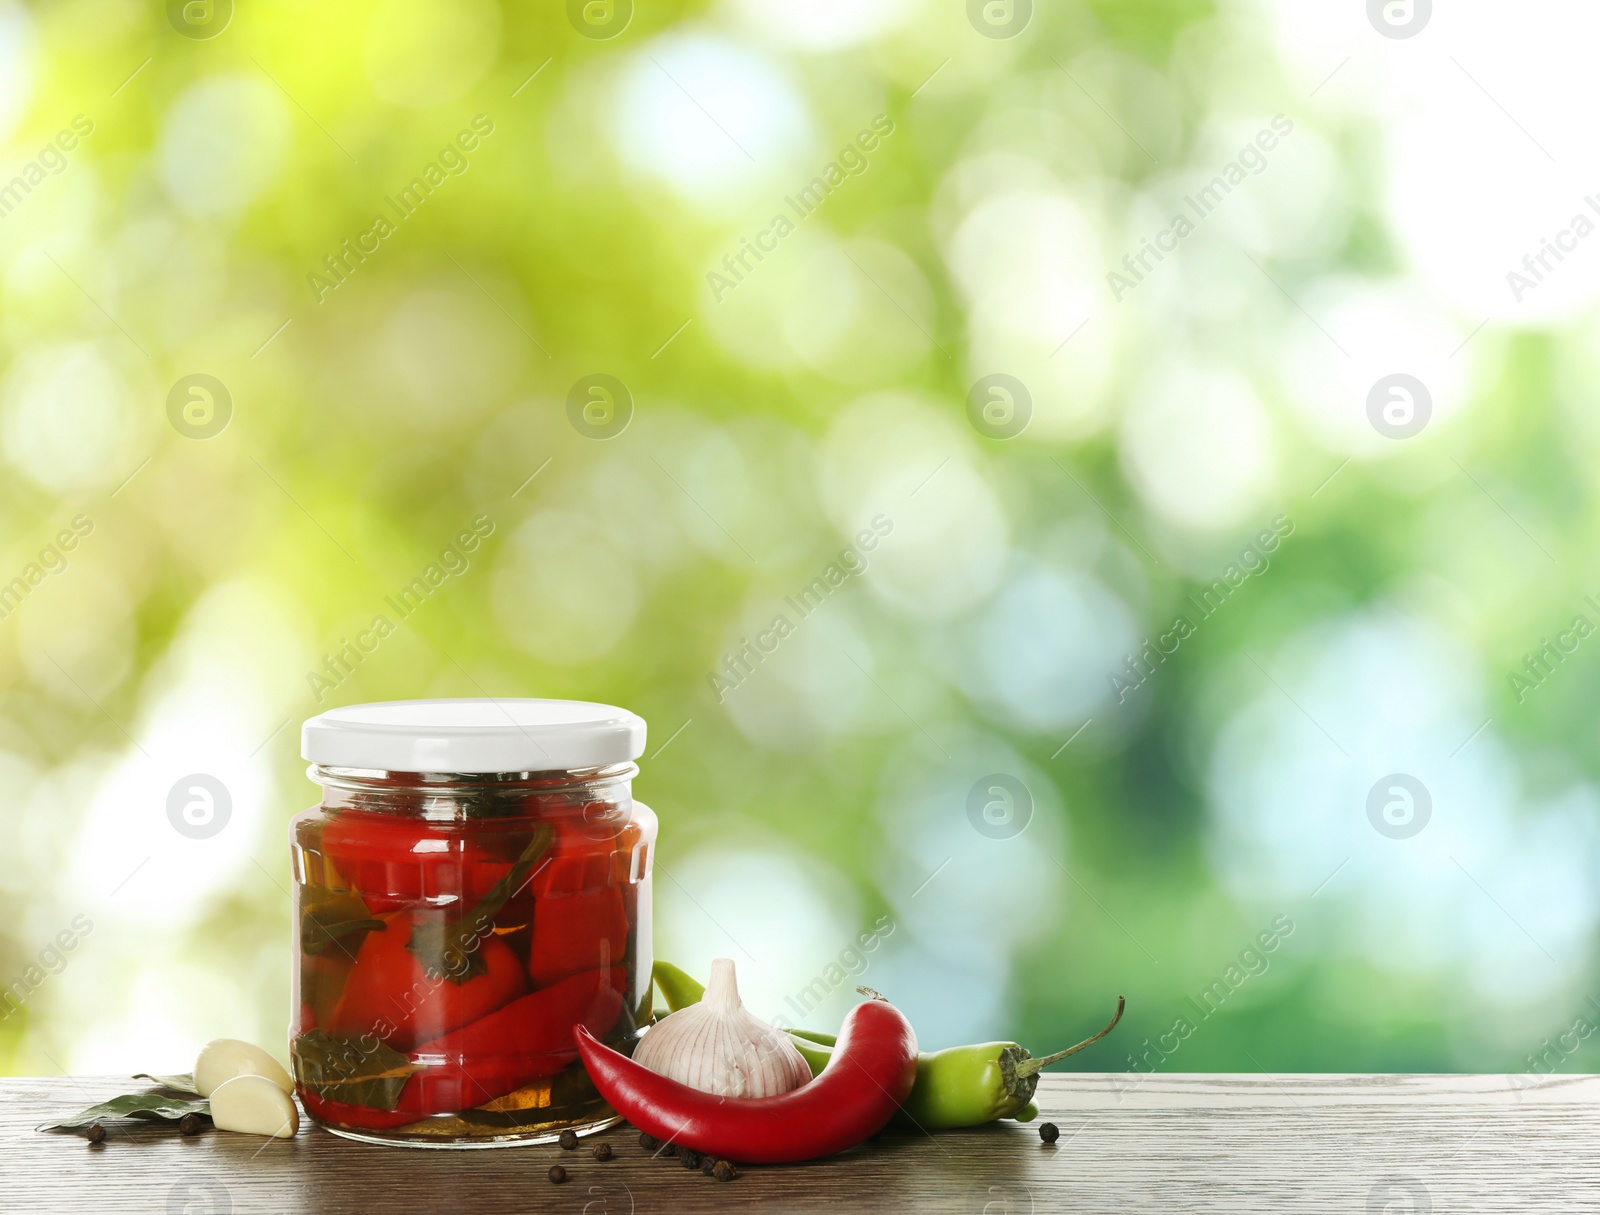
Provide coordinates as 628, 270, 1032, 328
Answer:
575, 992, 919, 1164
396, 964, 628, 1118
320, 808, 519, 915
297, 1089, 429, 1132
328, 912, 528, 1050
300, 965, 629, 1129
528, 812, 630, 987
530, 890, 629, 987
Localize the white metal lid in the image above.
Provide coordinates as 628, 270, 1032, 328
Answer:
301, 699, 647, 773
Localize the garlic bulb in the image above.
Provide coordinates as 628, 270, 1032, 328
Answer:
634, 958, 812, 1098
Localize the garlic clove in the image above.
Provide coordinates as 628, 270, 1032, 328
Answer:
194, 1039, 294, 1098
209, 1074, 300, 1138
634, 958, 813, 1099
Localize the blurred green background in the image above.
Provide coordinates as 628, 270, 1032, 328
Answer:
1, 0, 1595, 1080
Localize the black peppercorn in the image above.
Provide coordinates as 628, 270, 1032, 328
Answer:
638, 1131, 659, 1151
712, 1160, 738, 1182
558, 1129, 579, 1150
178, 1114, 202, 1136
1039, 1122, 1060, 1144
84, 1123, 105, 1145
592, 1142, 612, 1161
548, 1165, 568, 1184
701, 1156, 716, 1176
680, 1149, 701, 1170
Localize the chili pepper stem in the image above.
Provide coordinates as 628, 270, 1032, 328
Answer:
1013, 996, 1125, 1079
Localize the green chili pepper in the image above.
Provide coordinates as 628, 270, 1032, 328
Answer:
789, 993, 1123, 1128
785, 1027, 837, 1046
651, 960, 706, 1012
896, 996, 1122, 1128
783, 995, 1122, 1128
786, 1035, 834, 1075
654, 961, 1124, 1131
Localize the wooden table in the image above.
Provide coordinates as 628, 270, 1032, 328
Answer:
3, 1072, 1595, 1213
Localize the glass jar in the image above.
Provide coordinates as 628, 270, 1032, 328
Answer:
288, 699, 655, 1148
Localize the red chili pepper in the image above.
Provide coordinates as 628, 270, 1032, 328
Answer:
396, 964, 628, 1118
575, 995, 918, 1164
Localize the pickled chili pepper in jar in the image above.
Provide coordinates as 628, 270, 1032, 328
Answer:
289, 699, 656, 1147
